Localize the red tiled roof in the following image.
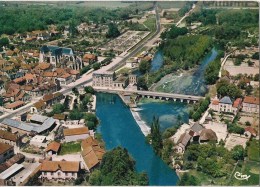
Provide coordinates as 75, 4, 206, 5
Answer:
245, 127, 257, 136
212, 100, 219, 105
233, 98, 242, 108
46, 141, 61, 152
243, 96, 259, 105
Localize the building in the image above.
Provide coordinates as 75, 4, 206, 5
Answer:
129, 74, 137, 85
45, 141, 61, 156
0, 115, 56, 135
0, 130, 21, 147
242, 96, 259, 113
82, 53, 97, 66
39, 45, 83, 70
30, 135, 47, 148
0, 163, 24, 185
210, 96, 242, 114
63, 127, 90, 142
81, 137, 105, 171
199, 129, 218, 143
92, 70, 115, 87
92, 70, 132, 88
40, 161, 79, 181
0, 143, 14, 164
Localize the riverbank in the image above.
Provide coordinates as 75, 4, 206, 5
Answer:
130, 108, 151, 136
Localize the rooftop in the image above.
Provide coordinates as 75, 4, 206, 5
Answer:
220, 96, 232, 104
0, 142, 13, 155
0, 130, 18, 142
243, 96, 259, 105
0, 163, 24, 180
40, 161, 79, 172
63, 127, 89, 136
46, 141, 61, 152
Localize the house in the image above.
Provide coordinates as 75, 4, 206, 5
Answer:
242, 96, 259, 113
45, 141, 61, 156
30, 100, 47, 113
0, 130, 21, 147
0, 143, 14, 164
40, 161, 79, 181
81, 137, 105, 171
244, 127, 257, 137
82, 53, 97, 66
30, 135, 47, 148
63, 127, 90, 142
92, 70, 115, 87
175, 133, 192, 154
0, 163, 24, 185
57, 73, 73, 85
5, 101, 25, 110
199, 129, 218, 143
210, 96, 242, 114
42, 92, 64, 107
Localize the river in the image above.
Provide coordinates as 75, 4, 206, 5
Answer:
95, 48, 218, 185
154, 48, 218, 96
96, 93, 179, 185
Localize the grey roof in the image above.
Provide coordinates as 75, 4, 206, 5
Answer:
2, 117, 55, 134
220, 96, 232, 104
40, 45, 74, 56
30, 114, 48, 123
191, 123, 204, 133
178, 133, 192, 147
0, 163, 24, 180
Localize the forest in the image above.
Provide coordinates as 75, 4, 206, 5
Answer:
0, 4, 135, 35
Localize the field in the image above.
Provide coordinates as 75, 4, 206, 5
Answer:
60, 142, 81, 155
229, 160, 260, 185
143, 17, 157, 32
248, 139, 260, 162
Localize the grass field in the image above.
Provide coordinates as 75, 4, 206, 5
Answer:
248, 139, 260, 162
60, 142, 81, 155
229, 160, 260, 185
143, 17, 157, 32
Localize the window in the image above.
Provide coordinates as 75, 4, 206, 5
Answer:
65, 173, 68, 176
72, 173, 75, 176
58, 172, 61, 176
51, 172, 54, 176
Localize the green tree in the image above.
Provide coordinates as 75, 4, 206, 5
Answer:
150, 116, 163, 155
52, 103, 65, 114
106, 23, 120, 38
84, 86, 95, 94
137, 76, 148, 90
139, 60, 151, 74
178, 173, 200, 185
89, 147, 148, 185
0, 37, 9, 47
69, 109, 83, 120
231, 145, 245, 161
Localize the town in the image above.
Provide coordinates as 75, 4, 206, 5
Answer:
0, 1, 259, 186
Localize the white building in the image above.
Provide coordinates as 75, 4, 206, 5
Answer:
242, 96, 259, 113
40, 161, 79, 181
63, 127, 90, 142
30, 135, 47, 148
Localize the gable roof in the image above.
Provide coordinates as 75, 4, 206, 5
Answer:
0, 143, 13, 155
220, 96, 232, 104
40, 161, 79, 172
46, 141, 61, 152
177, 133, 192, 147
63, 127, 89, 136
0, 130, 18, 142
243, 96, 259, 105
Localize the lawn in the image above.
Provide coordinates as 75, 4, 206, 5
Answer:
59, 142, 81, 155
229, 160, 260, 185
143, 17, 156, 32
248, 139, 260, 162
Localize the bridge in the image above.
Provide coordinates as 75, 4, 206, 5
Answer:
94, 87, 204, 103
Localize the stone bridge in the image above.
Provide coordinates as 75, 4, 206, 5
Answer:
94, 87, 204, 103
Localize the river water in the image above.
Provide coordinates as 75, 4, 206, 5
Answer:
96, 93, 179, 185
154, 48, 218, 96
95, 48, 218, 185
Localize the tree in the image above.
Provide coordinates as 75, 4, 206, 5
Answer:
231, 145, 245, 161
150, 116, 163, 155
216, 80, 242, 99
89, 147, 148, 185
137, 76, 148, 90
72, 87, 79, 95
245, 85, 253, 95
84, 86, 95, 94
93, 63, 101, 70
178, 173, 200, 185
252, 52, 259, 60
106, 23, 120, 38
69, 109, 83, 120
52, 103, 65, 114
0, 37, 9, 47
139, 60, 151, 74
